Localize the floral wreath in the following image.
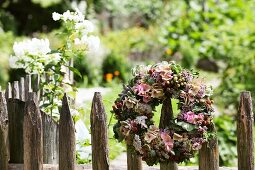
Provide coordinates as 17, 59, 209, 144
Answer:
112, 61, 215, 166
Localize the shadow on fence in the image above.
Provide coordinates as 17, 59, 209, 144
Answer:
0, 75, 254, 170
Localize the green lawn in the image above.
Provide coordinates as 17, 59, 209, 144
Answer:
81, 84, 125, 160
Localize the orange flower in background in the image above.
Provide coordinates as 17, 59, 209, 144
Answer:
105, 73, 113, 82
165, 48, 173, 55
114, 70, 120, 76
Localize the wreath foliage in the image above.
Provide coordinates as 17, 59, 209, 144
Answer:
112, 61, 215, 166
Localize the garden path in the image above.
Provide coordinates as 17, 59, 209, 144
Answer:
76, 87, 111, 104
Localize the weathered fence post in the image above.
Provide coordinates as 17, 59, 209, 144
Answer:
91, 92, 110, 170
12, 81, 19, 99
0, 92, 8, 170
237, 91, 254, 170
127, 145, 142, 170
8, 85, 25, 163
31, 74, 40, 101
199, 127, 219, 170
59, 94, 76, 170
23, 92, 43, 170
19, 77, 25, 101
5, 82, 12, 100
25, 75, 32, 101
160, 98, 178, 170
42, 111, 59, 164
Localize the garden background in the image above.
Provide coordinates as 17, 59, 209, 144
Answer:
0, 0, 254, 167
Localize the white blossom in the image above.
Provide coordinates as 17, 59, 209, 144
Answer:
73, 8, 85, 22
52, 12, 61, 21
9, 38, 58, 74
62, 10, 72, 21
9, 56, 20, 68
86, 35, 100, 53
74, 35, 100, 53
75, 20, 95, 33
46, 53, 62, 64
13, 38, 50, 57
59, 9, 84, 22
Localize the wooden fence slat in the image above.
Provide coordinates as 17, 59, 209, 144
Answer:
19, 77, 25, 101
90, 92, 110, 170
41, 111, 59, 164
159, 98, 178, 170
127, 145, 142, 170
237, 91, 254, 170
0, 92, 9, 170
25, 75, 31, 101
199, 131, 219, 170
12, 81, 19, 99
8, 98, 25, 163
5, 82, 12, 100
31, 74, 40, 101
23, 92, 43, 170
59, 94, 75, 170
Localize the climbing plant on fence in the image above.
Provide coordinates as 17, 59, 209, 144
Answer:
9, 9, 100, 117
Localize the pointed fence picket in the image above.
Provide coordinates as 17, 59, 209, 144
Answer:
23, 92, 43, 170
0, 75, 253, 170
91, 92, 110, 170
59, 94, 76, 170
0, 92, 8, 170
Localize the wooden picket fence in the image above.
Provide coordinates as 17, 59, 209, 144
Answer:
0, 75, 254, 170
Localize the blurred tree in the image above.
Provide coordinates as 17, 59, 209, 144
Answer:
0, 0, 74, 34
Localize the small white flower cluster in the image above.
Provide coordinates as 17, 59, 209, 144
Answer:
52, 9, 100, 54
9, 38, 61, 73
52, 9, 84, 22
13, 38, 51, 57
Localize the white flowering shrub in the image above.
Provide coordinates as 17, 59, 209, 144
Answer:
9, 38, 60, 73
9, 9, 100, 117
52, 9, 100, 53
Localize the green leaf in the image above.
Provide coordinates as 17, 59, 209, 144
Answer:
176, 121, 196, 131
66, 65, 82, 78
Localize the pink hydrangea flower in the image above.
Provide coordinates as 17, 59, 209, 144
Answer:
183, 111, 196, 124
183, 112, 205, 124
161, 132, 174, 152
134, 83, 151, 103
160, 71, 173, 81
196, 113, 204, 124
134, 83, 151, 96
